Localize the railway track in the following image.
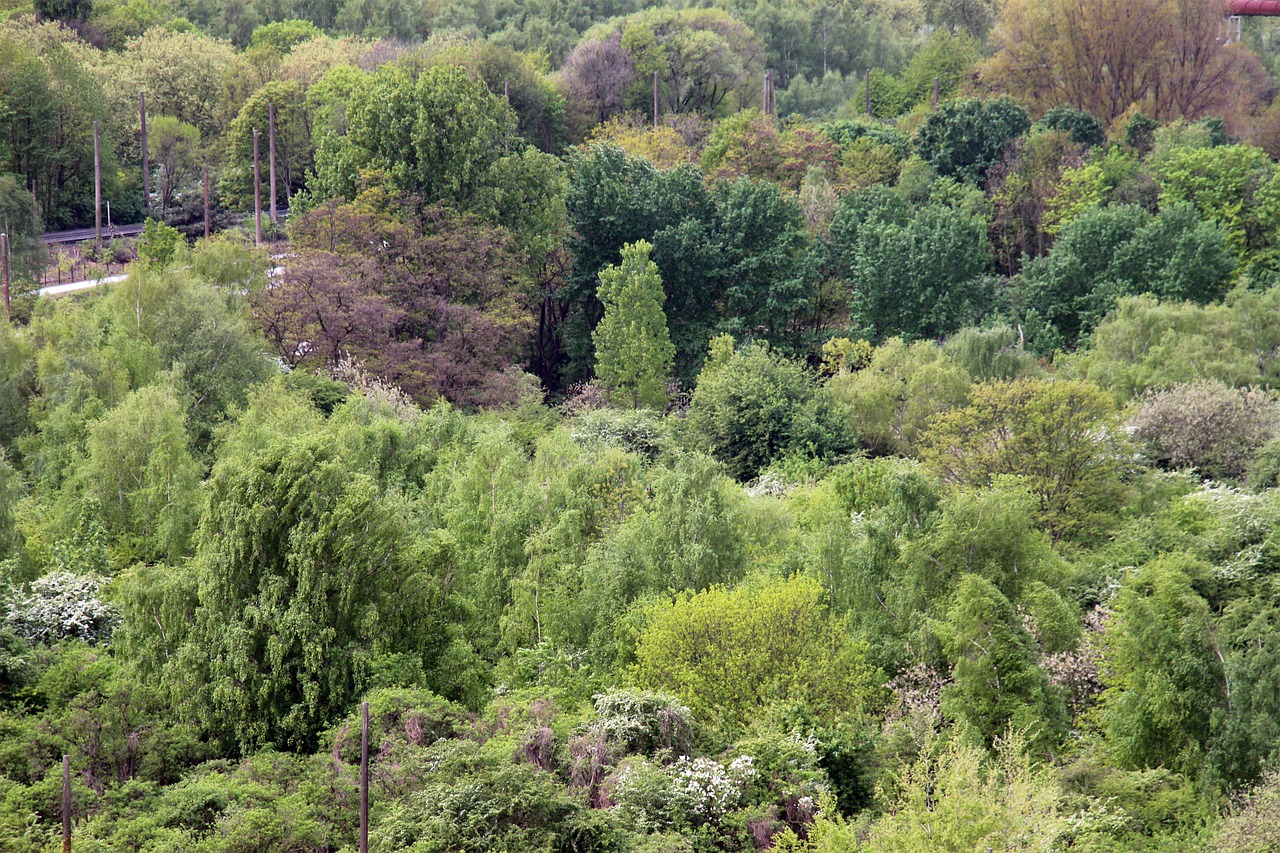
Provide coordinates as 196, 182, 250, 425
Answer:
42, 224, 146, 244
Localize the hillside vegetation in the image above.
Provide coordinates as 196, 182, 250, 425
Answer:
7, 1, 1280, 851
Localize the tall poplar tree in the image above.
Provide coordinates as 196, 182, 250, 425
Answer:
592, 240, 675, 409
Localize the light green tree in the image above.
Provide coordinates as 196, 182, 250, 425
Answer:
73, 382, 202, 564
632, 574, 883, 730
919, 378, 1126, 541
592, 240, 675, 409
859, 731, 1063, 852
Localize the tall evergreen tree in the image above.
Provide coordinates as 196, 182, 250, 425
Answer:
592, 240, 675, 409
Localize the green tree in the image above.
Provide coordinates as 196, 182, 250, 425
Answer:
687, 340, 856, 480
0, 172, 44, 289
914, 95, 1030, 185
99, 28, 237, 140
102, 266, 272, 449
934, 574, 1059, 745
136, 218, 182, 269
607, 6, 765, 117
0, 28, 116, 229
0, 447, 23, 563
1099, 554, 1227, 777
592, 240, 674, 409
827, 337, 972, 456
1153, 143, 1275, 259
632, 575, 883, 730
919, 379, 1125, 540
72, 382, 202, 564
178, 427, 443, 753
577, 451, 750, 659
1211, 597, 1280, 789
145, 116, 201, 216
220, 80, 314, 212
311, 63, 518, 209
248, 18, 322, 53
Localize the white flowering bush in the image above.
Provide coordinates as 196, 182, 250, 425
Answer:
614, 754, 756, 831
592, 691, 694, 757
6, 571, 118, 645
728, 728, 830, 830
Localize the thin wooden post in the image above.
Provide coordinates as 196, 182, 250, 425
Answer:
62, 754, 71, 853
93, 121, 102, 253
503, 80, 509, 100
653, 70, 659, 129
140, 90, 150, 212
360, 701, 369, 853
253, 130, 262, 246
203, 165, 210, 239
1, 233, 10, 320
268, 103, 278, 224
933, 75, 940, 111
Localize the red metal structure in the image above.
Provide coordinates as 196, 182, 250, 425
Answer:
1227, 0, 1280, 14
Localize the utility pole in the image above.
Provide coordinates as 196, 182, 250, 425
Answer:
140, 90, 150, 213
203, 165, 210, 239
268, 103, 278, 224
360, 701, 370, 853
653, 71, 659, 130
94, 120, 102, 253
253, 129, 262, 246
1, 233, 10, 321
62, 754, 71, 853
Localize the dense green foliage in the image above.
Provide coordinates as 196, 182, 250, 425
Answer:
11, 1, 1280, 850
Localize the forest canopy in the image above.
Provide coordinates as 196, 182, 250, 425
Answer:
8, 0, 1280, 850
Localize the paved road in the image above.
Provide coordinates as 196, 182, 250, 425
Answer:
38, 274, 128, 297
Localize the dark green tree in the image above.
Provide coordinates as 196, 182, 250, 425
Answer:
687, 339, 855, 480
1033, 105, 1105, 147
830, 189, 994, 341
1015, 203, 1235, 352
711, 177, 810, 350
914, 95, 1030, 184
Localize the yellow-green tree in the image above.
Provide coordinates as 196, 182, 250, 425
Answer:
632, 575, 883, 730
920, 379, 1125, 540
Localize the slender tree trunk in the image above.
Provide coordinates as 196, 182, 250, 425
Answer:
140, 91, 150, 214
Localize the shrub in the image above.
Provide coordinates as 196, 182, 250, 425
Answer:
687, 342, 856, 481
6, 571, 117, 645
1130, 382, 1278, 480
